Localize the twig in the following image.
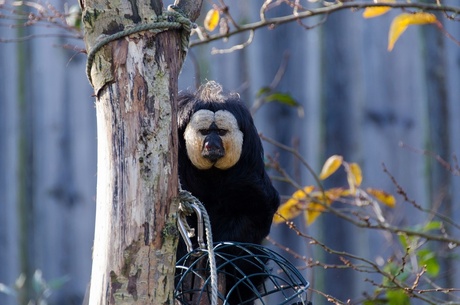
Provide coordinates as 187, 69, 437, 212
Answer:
382, 163, 460, 231
261, 134, 325, 193
210, 29, 254, 54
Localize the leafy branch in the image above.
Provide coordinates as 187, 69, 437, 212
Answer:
262, 134, 460, 304
2, 1, 459, 52
191, 1, 460, 50
268, 219, 459, 304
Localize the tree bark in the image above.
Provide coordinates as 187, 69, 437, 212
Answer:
81, 0, 202, 304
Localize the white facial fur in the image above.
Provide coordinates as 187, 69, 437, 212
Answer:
184, 109, 243, 170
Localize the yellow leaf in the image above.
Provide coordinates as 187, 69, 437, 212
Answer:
347, 163, 362, 194
340, 189, 352, 197
388, 12, 437, 51
319, 155, 343, 180
305, 188, 347, 225
362, 0, 395, 19
363, 6, 391, 18
204, 8, 220, 32
310, 187, 345, 206
326, 187, 347, 201
366, 188, 396, 207
273, 199, 301, 223
273, 186, 314, 223
292, 185, 315, 199
305, 202, 325, 225
349, 163, 362, 186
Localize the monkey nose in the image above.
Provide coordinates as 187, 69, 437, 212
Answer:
203, 142, 224, 162
205, 142, 217, 150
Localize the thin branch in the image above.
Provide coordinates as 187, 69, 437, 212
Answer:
0, 33, 83, 42
261, 134, 325, 193
382, 163, 460, 231
399, 141, 460, 176
216, 0, 240, 30
190, 1, 460, 47
210, 29, 254, 54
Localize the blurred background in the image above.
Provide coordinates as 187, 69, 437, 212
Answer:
1, 0, 459, 304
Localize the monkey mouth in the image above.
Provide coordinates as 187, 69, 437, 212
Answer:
203, 149, 225, 163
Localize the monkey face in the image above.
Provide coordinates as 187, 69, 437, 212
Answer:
184, 109, 243, 170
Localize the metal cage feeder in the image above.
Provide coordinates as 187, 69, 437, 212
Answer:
175, 242, 310, 305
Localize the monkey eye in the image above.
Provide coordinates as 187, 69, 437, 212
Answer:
199, 129, 210, 136
217, 129, 228, 136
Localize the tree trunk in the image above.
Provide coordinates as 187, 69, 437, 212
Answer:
81, 0, 202, 304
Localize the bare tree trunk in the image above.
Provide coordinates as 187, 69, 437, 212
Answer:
81, 0, 202, 303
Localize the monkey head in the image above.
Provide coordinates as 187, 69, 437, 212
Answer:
183, 109, 243, 170
178, 81, 262, 173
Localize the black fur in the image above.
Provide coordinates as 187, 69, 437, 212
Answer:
176, 83, 280, 304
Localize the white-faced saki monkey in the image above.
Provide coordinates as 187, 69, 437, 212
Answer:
176, 81, 280, 304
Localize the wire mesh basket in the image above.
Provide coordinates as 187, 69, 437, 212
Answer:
175, 242, 310, 305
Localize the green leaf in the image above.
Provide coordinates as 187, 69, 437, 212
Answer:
256, 86, 272, 97
418, 249, 440, 277
265, 92, 299, 107
423, 221, 442, 232
398, 233, 408, 250
363, 299, 387, 305
386, 289, 410, 305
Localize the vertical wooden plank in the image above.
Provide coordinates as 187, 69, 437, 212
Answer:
0, 2, 97, 305
421, 16, 453, 295
15, 18, 36, 305
0, 21, 21, 305
360, 10, 428, 210
321, 10, 366, 299
24, 13, 96, 303
62, 54, 97, 304
443, 1, 460, 291
359, 11, 429, 299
